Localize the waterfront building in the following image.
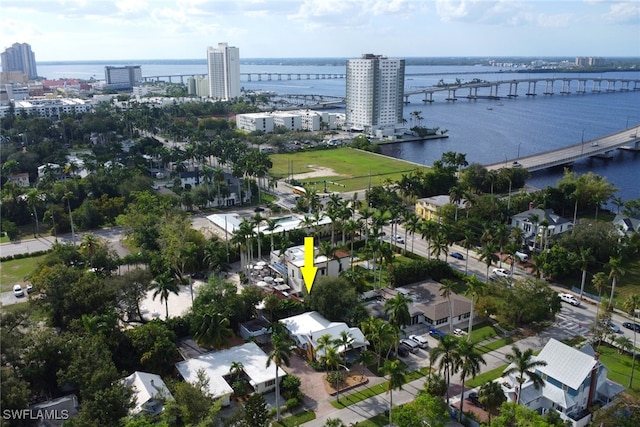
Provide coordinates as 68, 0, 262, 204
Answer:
0, 42, 38, 79
207, 42, 240, 100
236, 110, 343, 133
105, 65, 142, 90
345, 53, 405, 136
0, 98, 92, 119
186, 75, 209, 97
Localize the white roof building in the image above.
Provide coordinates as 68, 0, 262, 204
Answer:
502, 338, 624, 426
175, 342, 281, 407
122, 371, 173, 416
279, 311, 368, 361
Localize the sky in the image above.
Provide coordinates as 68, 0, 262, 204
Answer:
1, 0, 639, 61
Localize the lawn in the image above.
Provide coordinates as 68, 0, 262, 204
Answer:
269, 147, 429, 192
466, 364, 509, 388
597, 344, 640, 397
468, 323, 502, 344
271, 409, 316, 426
0, 254, 47, 292
357, 414, 389, 426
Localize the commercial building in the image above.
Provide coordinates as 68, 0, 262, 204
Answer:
207, 43, 240, 100
187, 75, 209, 97
1, 43, 38, 79
105, 65, 142, 90
345, 54, 405, 136
235, 110, 344, 133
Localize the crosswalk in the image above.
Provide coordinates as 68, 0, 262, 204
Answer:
555, 314, 592, 336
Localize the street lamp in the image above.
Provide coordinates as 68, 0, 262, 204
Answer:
517, 142, 522, 160
581, 128, 586, 155
336, 364, 350, 404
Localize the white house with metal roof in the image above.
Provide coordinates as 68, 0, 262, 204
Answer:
279, 311, 368, 362
501, 338, 623, 427
175, 342, 281, 407
122, 371, 173, 416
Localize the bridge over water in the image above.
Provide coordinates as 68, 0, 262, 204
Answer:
484, 126, 640, 172
405, 76, 640, 103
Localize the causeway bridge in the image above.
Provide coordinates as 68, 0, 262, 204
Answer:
484, 126, 640, 172
404, 76, 640, 103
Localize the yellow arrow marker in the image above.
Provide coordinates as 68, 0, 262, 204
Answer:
300, 236, 318, 293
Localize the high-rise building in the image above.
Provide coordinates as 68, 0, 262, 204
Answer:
104, 65, 142, 90
345, 54, 405, 135
1, 43, 38, 79
207, 43, 240, 100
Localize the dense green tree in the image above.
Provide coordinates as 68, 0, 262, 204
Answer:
126, 321, 180, 375
391, 392, 449, 427
305, 276, 367, 325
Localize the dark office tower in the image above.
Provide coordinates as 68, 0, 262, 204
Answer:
0, 43, 38, 79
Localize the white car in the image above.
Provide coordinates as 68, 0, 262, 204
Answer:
453, 328, 467, 336
492, 268, 512, 279
400, 338, 420, 353
393, 235, 405, 244
13, 284, 24, 297
409, 334, 429, 349
559, 293, 580, 306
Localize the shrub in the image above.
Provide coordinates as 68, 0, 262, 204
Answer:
285, 398, 299, 410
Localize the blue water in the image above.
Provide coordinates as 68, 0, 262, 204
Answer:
37, 61, 640, 203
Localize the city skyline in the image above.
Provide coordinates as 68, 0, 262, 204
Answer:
0, 0, 639, 62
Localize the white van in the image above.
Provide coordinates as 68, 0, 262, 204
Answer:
515, 251, 529, 262
400, 338, 420, 353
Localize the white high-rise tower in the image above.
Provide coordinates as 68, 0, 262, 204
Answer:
207, 42, 240, 100
345, 54, 405, 135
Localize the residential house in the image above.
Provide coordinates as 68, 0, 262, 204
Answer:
612, 213, 640, 238
273, 242, 348, 294
279, 311, 368, 362
8, 172, 29, 187
122, 371, 173, 416
175, 342, 281, 407
510, 208, 573, 250
29, 395, 79, 427
364, 281, 472, 331
501, 338, 624, 427
415, 195, 465, 221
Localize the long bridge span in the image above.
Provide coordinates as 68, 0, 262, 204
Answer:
484, 126, 640, 172
405, 76, 640, 103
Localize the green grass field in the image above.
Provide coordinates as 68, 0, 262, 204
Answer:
0, 254, 47, 292
269, 147, 429, 193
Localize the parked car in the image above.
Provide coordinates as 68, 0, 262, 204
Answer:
429, 328, 447, 340
13, 284, 24, 297
491, 268, 512, 279
559, 293, 581, 306
390, 345, 409, 358
514, 251, 529, 262
400, 338, 420, 353
26, 284, 33, 293
450, 252, 464, 260
409, 334, 429, 349
453, 328, 467, 336
623, 322, 640, 332
468, 391, 483, 408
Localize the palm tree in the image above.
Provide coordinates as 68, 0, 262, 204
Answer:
335, 330, 354, 366
151, 271, 180, 320
606, 256, 625, 308
622, 294, 640, 387
266, 333, 292, 421
384, 293, 412, 333
503, 346, 547, 404
615, 336, 633, 354
592, 272, 608, 322
440, 279, 457, 334
478, 380, 506, 423
354, 349, 375, 377
229, 361, 244, 381
464, 275, 486, 340
193, 310, 232, 349
575, 248, 594, 300
429, 335, 460, 405
479, 242, 499, 281
315, 333, 335, 371
456, 340, 486, 421
381, 359, 407, 427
